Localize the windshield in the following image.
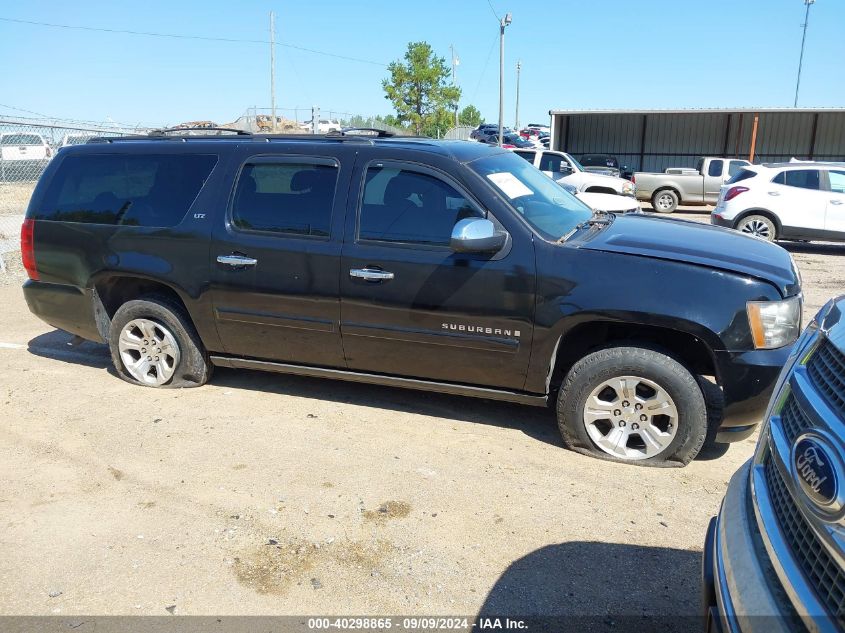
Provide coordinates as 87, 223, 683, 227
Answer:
469, 152, 594, 240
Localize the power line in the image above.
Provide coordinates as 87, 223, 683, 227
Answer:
471, 32, 499, 104
0, 16, 388, 66
486, 0, 500, 21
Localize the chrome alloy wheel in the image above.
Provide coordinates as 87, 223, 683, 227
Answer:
582, 375, 679, 460
740, 219, 771, 239
118, 318, 180, 386
655, 193, 674, 211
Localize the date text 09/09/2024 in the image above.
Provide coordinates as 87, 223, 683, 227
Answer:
307, 617, 528, 630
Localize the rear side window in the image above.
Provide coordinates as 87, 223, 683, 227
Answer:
707, 160, 723, 177
726, 169, 756, 184
829, 171, 845, 194
37, 153, 217, 226
231, 161, 337, 237
359, 165, 482, 246
772, 169, 820, 190
514, 151, 535, 163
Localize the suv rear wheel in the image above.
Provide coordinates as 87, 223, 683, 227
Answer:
108, 296, 212, 388
556, 346, 707, 466
736, 214, 776, 242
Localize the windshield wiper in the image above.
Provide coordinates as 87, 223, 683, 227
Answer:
557, 212, 612, 243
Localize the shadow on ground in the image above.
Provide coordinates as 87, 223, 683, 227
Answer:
780, 240, 845, 256
25, 329, 735, 459
26, 329, 561, 448
475, 541, 703, 632
27, 329, 113, 370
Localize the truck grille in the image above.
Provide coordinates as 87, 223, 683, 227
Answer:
766, 458, 845, 625
808, 340, 845, 420
781, 394, 813, 444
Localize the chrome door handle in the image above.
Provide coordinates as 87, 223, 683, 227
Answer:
831, 200, 844, 205
768, 191, 780, 196
350, 267, 394, 281
217, 254, 258, 267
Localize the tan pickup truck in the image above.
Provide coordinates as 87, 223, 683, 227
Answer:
633, 156, 750, 213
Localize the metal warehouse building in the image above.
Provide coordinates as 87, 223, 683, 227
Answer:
548, 108, 845, 174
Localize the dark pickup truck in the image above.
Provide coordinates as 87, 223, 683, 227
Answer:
21, 131, 803, 466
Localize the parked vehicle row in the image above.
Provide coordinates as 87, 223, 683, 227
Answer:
712, 161, 845, 243
21, 131, 801, 467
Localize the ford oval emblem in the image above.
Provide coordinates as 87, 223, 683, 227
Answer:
793, 435, 840, 511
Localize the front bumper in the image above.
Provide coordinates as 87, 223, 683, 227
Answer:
713, 346, 793, 443
703, 461, 799, 633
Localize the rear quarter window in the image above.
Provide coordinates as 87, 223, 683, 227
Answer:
34, 153, 217, 227
726, 169, 757, 184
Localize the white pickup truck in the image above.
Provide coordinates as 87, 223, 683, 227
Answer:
0, 132, 52, 181
513, 149, 636, 197
633, 156, 751, 213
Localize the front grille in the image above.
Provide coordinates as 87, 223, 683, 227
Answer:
781, 394, 814, 445
808, 340, 845, 420
766, 459, 845, 625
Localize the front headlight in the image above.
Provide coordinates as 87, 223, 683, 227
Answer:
746, 296, 802, 349
621, 181, 635, 195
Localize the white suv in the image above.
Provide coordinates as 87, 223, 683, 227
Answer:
711, 162, 845, 242
513, 149, 635, 197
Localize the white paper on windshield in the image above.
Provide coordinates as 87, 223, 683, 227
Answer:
486, 172, 533, 199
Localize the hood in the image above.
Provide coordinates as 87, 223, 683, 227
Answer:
577, 213, 801, 297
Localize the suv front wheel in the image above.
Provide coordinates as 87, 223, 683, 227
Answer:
556, 346, 707, 466
108, 296, 212, 388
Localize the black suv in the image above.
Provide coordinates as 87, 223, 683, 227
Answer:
21, 132, 803, 466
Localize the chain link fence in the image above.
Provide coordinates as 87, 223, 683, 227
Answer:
230, 107, 409, 136
0, 119, 142, 275
444, 125, 475, 141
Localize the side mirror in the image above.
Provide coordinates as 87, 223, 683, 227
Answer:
559, 165, 573, 175
450, 218, 507, 253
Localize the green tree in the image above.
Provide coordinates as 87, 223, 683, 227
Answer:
459, 105, 483, 127
382, 42, 461, 136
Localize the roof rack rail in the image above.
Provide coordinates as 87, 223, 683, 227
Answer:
327, 128, 395, 138
147, 126, 252, 136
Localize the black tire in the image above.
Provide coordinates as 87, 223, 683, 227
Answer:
108, 295, 212, 388
556, 346, 707, 467
651, 189, 679, 213
736, 214, 777, 242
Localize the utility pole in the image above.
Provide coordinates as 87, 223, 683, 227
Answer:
794, 0, 815, 108
269, 11, 277, 132
450, 44, 459, 131
514, 60, 521, 130
498, 13, 512, 147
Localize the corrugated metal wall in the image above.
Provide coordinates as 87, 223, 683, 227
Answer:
553, 111, 845, 173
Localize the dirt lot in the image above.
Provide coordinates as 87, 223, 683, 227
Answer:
0, 209, 843, 624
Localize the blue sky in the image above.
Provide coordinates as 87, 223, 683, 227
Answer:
1, 0, 843, 128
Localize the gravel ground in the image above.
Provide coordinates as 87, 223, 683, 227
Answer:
0, 208, 842, 625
